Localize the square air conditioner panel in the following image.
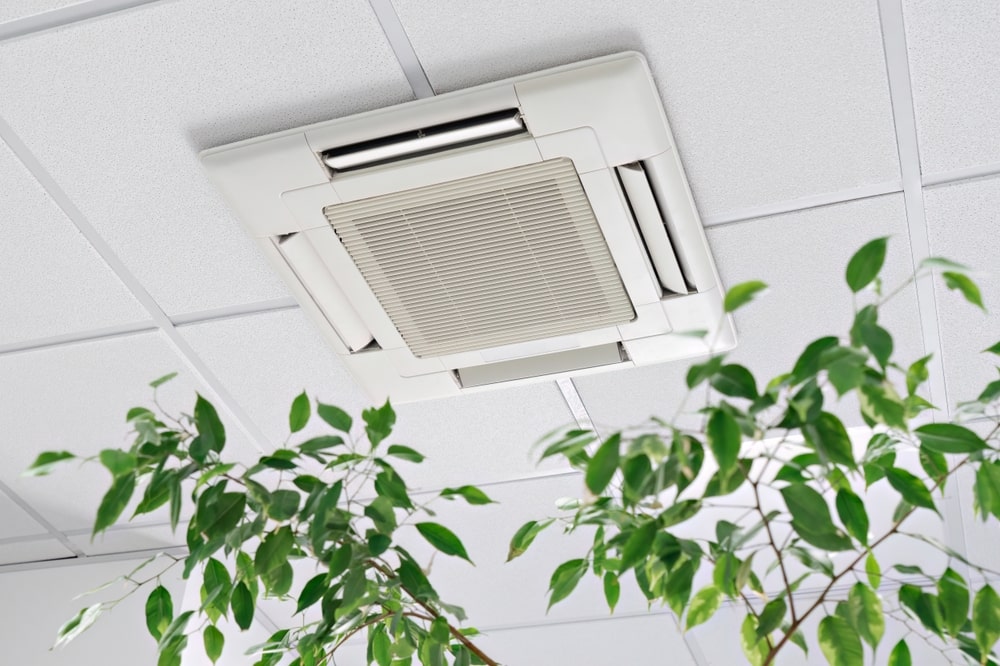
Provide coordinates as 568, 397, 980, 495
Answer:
201, 52, 737, 403
324, 159, 636, 358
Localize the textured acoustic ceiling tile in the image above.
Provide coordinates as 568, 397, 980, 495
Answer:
0, 0, 80, 23
0, 0, 413, 315
576, 194, 923, 430
0, 331, 255, 530
393, 0, 899, 217
903, 0, 1000, 174
0, 139, 146, 345
923, 176, 1000, 408
0, 538, 74, 566
180, 308, 575, 489
0, 490, 49, 540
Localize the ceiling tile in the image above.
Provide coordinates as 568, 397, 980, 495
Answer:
0, 330, 256, 530
903, 0, 1000, 175
0, 0, 79, 23
180, 308, 576, 488
0, 139, 146, 346
67, 523, 183, 557
0, 490, 48, 539
0, 538, 73, 566
923, 176, 1000, 408
0, 556, 185, 664
576, 194, 923, 431
0, 0, 413, 316
393, 0, 899, 217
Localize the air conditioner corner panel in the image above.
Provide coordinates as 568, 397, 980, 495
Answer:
343, 354, 460, 403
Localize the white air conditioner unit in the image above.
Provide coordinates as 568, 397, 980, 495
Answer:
201, 52, 736, 403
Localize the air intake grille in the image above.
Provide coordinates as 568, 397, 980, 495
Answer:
324, 158, 635, 358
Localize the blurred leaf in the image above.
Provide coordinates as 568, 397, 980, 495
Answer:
255, 527, 294, 584
548, 559, 588, 610
886, 468, 937, 514
847, 583, 884, 649
416, 523, 472, 563
149, 372, 178, 388
804, 411, 856, 468
98, 449, 136, 478
203, 625, 224, 664
943, 271, 985, 311
710, 364, 758, 400
835, 489, 869, 545
660, 499, 701, 528
846, 237, 888, 292
919, 446, 949, 488
371, 625, 392, 666
821, 345, 868, 396
938, 568, 970, 637
974, 585, 1000, 658
267, 489, 300, 521
687, 355, 725, 389
756, 598, 786, 639
665, 559, 696, 616
888, 639, 911, 666
298, 435, 344, 454
781, 485, 853, 551
985, 341, 1000, 356
791, 336, 839, 384
439, 485, 495, 505
24, 451, 75, 477
914, 423, 988, 453
586, 434, 621, 495
686, 585, 720, 631
724, 280, 768, 313
713, 553, 740, 599
707, 409, 741, 473
603, 572, 621, 613
906, 355, 932, 396
53, 604, 103, 649
899, 584, 943, 636
363, 401, 396, 447
859, 321, 893, 369
231, 581, 254, 630
866, 552, 881, 589
198, 492, 245, 541
194, 394, 226, 456
145, 585, 173, 641
859, 382, 907, 430
739, 615, 769, 666
387, 444, 425, 463
818, 615, 864, 666
620, 521, 657, 572
259, 454, 297, 470
93, 472, 135, 537
289, 391, 310, 433
317, 402, 352, 432
507, 519, 553, 561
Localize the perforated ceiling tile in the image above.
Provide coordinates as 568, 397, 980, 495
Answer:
0, 0, 414, 316
0, 331, 255, 530
923, 176, 1000, 407
393, 0, 899, 217
575, 194, 924, 430
0, 139, 146, 345
903, 0, 1000, 175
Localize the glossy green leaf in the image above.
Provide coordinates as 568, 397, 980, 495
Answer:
938, 568, 970, 637
258, 455, 296, 470
194, 394, 226, 455
149, 372, 178, 388
363, 400, 396, 447
586, 433, 621, 495
297, 435, 344, 453
710, 364, 758, 400
93, 472, 135, 537
846, 237, 888, 292
620, 520, 657, 572
386, 444, 425, 463
507, 519, 553, 561
781, 484, 853, 551
548, 559, 588, 610
707, 409, 741, 473
974, 585, 1000, 658
885, 468, 937, 513
267, 489, 300, 521
739, 615, 769, 666
54, 604, 103, 649
24, 451, 75, 477
231, 581, 254, 630
686, 585, 721, 631
198, 492, 245, 541
724, 280, 768, 313
756, 598, 786, 639
943, 271, 985, 310
203, 625, 224, 664
804, 411, 856, 468
899, 584, 943, 636
835, 489, 869, 545
914, 423, 988, 454
819, 614, 864, 666
439, 485, 495, 505
255, 526, 294, 582
144, 585, 173, 641
289, 391, 310, 433
316, 402, 352, 432
847, 583, 884, 649
603, 572, 621, 613
888, 639, 911, 666
415, 522, 472, 563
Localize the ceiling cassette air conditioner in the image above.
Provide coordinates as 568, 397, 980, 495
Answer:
201, 52, 736, 403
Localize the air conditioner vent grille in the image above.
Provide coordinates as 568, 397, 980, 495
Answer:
324, 158, 635, 357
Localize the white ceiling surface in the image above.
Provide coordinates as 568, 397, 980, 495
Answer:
902, 0, 1000, 176
0, 0, 998, 664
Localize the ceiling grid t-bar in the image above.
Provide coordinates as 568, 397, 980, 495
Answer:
877, 0, 970, 562
367, 0, 436, 99
0, 114, 272, 455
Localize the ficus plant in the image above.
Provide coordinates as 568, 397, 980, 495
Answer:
509, 237, 1000, 665
27, 384, 499, 666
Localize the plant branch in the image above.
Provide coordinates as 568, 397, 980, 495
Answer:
751, 478, 796, 624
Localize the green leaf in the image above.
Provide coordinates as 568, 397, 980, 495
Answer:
98, 449, 136, 478
819, 614, 864, 666
363, 400, 396, 447
756, 598, 786, 639
439, 485, 495, 505
919, 446, 949, 488
93, 472, 136, 537
974, 585, 1000, 658
781, 484, 853, 551
713, 553, 740, 599
364, 496, 397, 534
415, 522, 472, 563
507, 519, 553, 561
985, 341, 1000, 356
54, 604, 103, 649
231, 581, 254, 630
297, 435, 344, 453
317, 402, 352, 432
866, 552, 881, 589
267, 489, 300, 521
386, 444, 425, 463
144, 585, 173, 641
804, 411, 856, 468
255, 526, 294, 583
586, 433, 621, 495
859, 321, 893, 369
792, 336, 840, 384
707, 409, 741, 473
724, 280, 768, 313
603, 572, 621, 613
620, 520, 657, 572
835, 489, 869, 545
885, 468, 937, 513
899, 584, 944, 636
23, 450, 76, 477
686, 355, 724, 389
740, 615, 769, 666
906, 354, 932, 396
938, 568, 970, 637
859, 382, 907, 430
548, 559, 588, 610
289, 391, 310, 433
686, 585, 721, 630
847, 583, 884, 649
914, 423, 988, 454
821, 345, 868, 396
194, 394, 226, 456
846, 237, 888, 292
665, 559, 696, 616
150, 372, 178, 388
371, 625, 392, 666
259, 454, 297, 470
888, 639, 911, 666
943, 271, 986, 310
710, 364, 758, 400
203, 625, 224, 664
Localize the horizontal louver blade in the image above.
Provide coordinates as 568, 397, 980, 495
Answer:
325, 158, 635, 358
